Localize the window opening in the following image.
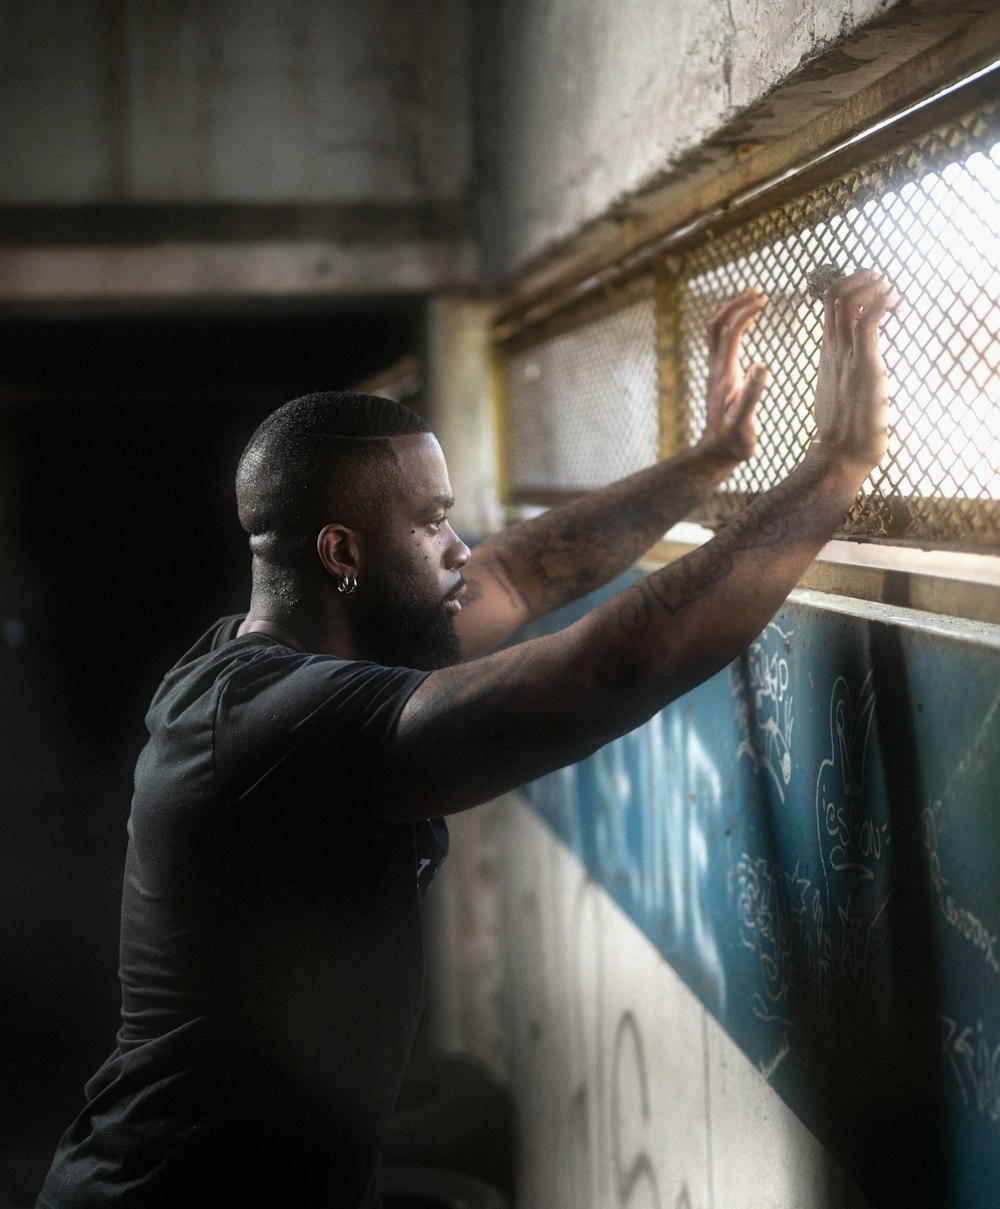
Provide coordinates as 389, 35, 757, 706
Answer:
501, 280, 659, 498
498, 83, 1000, 553
677, 95, 1000, 548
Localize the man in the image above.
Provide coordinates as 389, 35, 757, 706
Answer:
37, 271, 895, 1208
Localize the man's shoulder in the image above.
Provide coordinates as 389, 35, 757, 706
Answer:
148, 617, 427, 745
168, 615, 248, 669
144, 618, 297, 736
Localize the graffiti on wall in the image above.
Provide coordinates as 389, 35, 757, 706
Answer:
522, 587, 1000, 1204
734, 666, 892, 1070
731, 621, 795, 802
923, 803, 999, 977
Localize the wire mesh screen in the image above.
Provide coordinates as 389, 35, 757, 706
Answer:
679, 96, 1000, 546
501, 290, 660, 496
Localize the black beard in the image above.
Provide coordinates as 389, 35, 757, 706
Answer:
346, 566, 462, 671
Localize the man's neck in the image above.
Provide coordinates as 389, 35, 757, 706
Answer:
238, 597, 361, 660
236, 616, 305, 651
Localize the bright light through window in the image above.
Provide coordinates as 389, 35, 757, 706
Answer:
680, 105, 1000, 546
499, 92, 1000, 550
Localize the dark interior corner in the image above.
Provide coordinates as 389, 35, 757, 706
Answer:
0, 299, 422, 1204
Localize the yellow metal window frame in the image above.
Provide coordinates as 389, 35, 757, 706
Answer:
494, 64, 1000, 624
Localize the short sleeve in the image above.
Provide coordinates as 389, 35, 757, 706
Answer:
213, 648, 427, 835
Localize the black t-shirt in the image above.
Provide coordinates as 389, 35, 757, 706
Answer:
37, 617, 447, 1209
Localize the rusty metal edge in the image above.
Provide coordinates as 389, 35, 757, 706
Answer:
492, 8, 1000, 341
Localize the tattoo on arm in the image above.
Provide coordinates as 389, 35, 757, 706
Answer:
485, 457, 724, 614
385, 453, 845, 815
616, 457, 827, 633
460, 550, 529, 613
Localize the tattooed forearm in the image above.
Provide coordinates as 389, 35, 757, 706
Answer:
385, 448, 860, 817
619, 548, 738, 631
460, 553, 528, 611
479, 446, 736, 615
616, 452, 831, 632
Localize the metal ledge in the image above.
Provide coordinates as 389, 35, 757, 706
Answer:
640, 526, 1000, 625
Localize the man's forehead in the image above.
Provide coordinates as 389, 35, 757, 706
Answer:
388, 431, 453, 503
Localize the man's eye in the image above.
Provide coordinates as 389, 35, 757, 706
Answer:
430, 516, 447, 530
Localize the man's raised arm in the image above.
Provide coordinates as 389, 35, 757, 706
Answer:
454, 288, 770, 657
375, 270, 895, 820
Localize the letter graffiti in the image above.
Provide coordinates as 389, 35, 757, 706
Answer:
940, 1015, 1000, 1134
612, 1011, 662, 1209
736, 670, 892, 1069
923, 804, 1000, 975
731, 622, 795, 802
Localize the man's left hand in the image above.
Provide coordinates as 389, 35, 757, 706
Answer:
698, 286, 769, 462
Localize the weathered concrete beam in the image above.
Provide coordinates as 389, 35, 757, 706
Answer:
0, 232, 479, 302
486, 1, 1000, 303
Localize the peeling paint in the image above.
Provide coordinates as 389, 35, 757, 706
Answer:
796, 47, 868, 80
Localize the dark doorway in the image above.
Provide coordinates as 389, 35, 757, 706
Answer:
0, 300, 422, 1206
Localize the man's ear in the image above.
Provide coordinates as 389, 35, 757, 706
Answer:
317, 523, 361, 579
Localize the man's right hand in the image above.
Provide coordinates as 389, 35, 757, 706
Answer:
810, 269, 897, 479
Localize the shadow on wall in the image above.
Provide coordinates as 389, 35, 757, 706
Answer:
863, 624, 947, 1208
741, 621, 948, 1207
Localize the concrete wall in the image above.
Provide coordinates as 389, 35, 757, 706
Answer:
2, 0, 467, 204
0, 0, 477, 299
500, 799, 875, 1209
2, 0, 990, 299
422, 295, 503, 539
474, 0, 994, 283
429, 795, 878, 1209
424, 4, 1000, 1208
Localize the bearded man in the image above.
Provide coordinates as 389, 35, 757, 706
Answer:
38, 271, 895, 1208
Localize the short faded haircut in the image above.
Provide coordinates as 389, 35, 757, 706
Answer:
236, 390, 430, 575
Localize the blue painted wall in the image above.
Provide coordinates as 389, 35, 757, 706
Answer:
523, 576, 1000, 1209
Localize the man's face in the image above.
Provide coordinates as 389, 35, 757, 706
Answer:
346, 433, 470, 671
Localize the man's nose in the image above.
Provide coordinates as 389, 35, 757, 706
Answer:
446, 525, 471, 569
